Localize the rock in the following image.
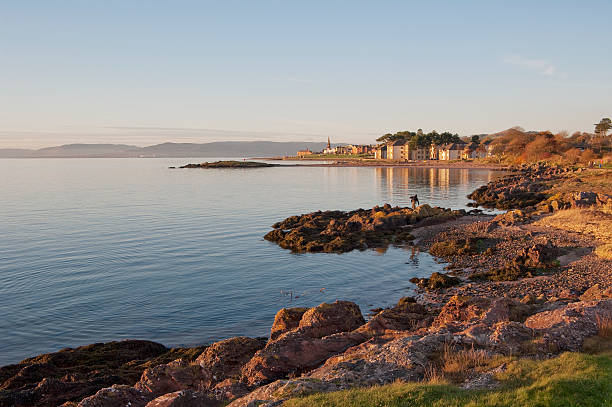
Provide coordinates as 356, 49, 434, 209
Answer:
195, 337, 266, 390
297, 301, 365, 339
580, 284, 612, 301
570, 191, 598, 207
179, 161, 277, 169
240, 331, 366, 387
432, 296, 519, 330
357, 300, 429, 335
0, 340, 171, 407
135, 360, 202, 399
240, 301, 366, 386
264, 204, 462, 253
145, 390, 217, 407
77, 385, 149, 407
226, 379, 341, 407
410, 272, 460, 290
488, 322, 533, 353
525, 299, 612, 351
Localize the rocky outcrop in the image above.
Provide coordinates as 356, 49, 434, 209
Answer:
525, 299, 612, 351
0, 340, 195, 407
264, 204, 465, 253
135, 337, 266, 399
240, 301, 366, 387
178, 161, 277, 168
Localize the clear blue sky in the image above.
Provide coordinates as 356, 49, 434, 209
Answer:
1, 1, 611, 148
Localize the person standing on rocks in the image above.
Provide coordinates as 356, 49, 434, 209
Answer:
410, 194, 420, 209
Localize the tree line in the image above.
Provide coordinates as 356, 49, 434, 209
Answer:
376, 129, 462, 149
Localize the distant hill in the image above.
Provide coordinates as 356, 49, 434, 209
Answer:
483, 127, 539, 140
0, 141, 331, 158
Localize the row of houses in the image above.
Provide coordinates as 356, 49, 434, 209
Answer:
374, 139, 494, 161
297, 139, 375, 157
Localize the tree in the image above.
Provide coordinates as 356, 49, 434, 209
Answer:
471, 135, 480, 143
595, 118, 611, 137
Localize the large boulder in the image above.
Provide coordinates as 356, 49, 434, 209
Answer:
135, 336, 265, 400
525, 299, 612, 351
135, 360, 202, 399
357, 299, 430, 335
270, 308, 308, 340
195, 337, 266, 390
431, 296, 518, 330
239, 301, 367, 386
296, 301, 365, 339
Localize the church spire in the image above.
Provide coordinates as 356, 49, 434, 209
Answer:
327, 137, 331, 149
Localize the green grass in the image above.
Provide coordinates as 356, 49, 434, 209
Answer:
285, 352, 612, 407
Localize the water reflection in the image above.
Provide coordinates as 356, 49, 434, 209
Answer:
374, 167, 498, 209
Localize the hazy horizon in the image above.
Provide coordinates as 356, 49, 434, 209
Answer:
2, 1, 611, 149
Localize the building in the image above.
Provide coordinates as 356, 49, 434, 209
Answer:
387, 139, 406, 160
374, 144, 387, 159
430, 143, 440, 160
438, 142, 466, 160
350, 144, 374, 155
379, 139, 429, 161
296, 149, 313, 157
322, 137, 335, 154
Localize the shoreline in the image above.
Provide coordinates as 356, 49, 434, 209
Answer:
3, 164, 611, 407
254, 157, 507, 170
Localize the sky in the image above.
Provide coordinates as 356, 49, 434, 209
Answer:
1, 1, 611, 148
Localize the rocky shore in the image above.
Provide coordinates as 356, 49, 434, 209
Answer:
2, 164, 611, 407
264, 204, 467, 253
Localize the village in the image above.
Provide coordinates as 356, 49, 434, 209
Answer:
295, 135, 494, 161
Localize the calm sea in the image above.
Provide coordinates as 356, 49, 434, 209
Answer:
0, 158, 501, 365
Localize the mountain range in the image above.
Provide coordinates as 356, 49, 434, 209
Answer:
0, 141, 331, 158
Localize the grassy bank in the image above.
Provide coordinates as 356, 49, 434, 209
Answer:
285, 352, 612, 407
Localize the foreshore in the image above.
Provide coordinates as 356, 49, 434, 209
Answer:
2, 164, 611, 407
256, 157, 507, 170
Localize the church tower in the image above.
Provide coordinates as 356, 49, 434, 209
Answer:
327, 137, 331, 149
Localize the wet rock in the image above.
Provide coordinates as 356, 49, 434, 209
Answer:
0, 340, 170, 407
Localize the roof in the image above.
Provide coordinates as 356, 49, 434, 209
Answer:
440, 143, 465, 150
389, 139, 408, 146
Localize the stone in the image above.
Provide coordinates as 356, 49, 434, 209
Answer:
135, 360, 202, 399
240, 301, 367, 386
580, 284, 612, 301
525, 299, 612, 351
77, 385, 149, 407
297, 301, 365, 339
145, 390, 217, 407
195, 337, 266, 390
